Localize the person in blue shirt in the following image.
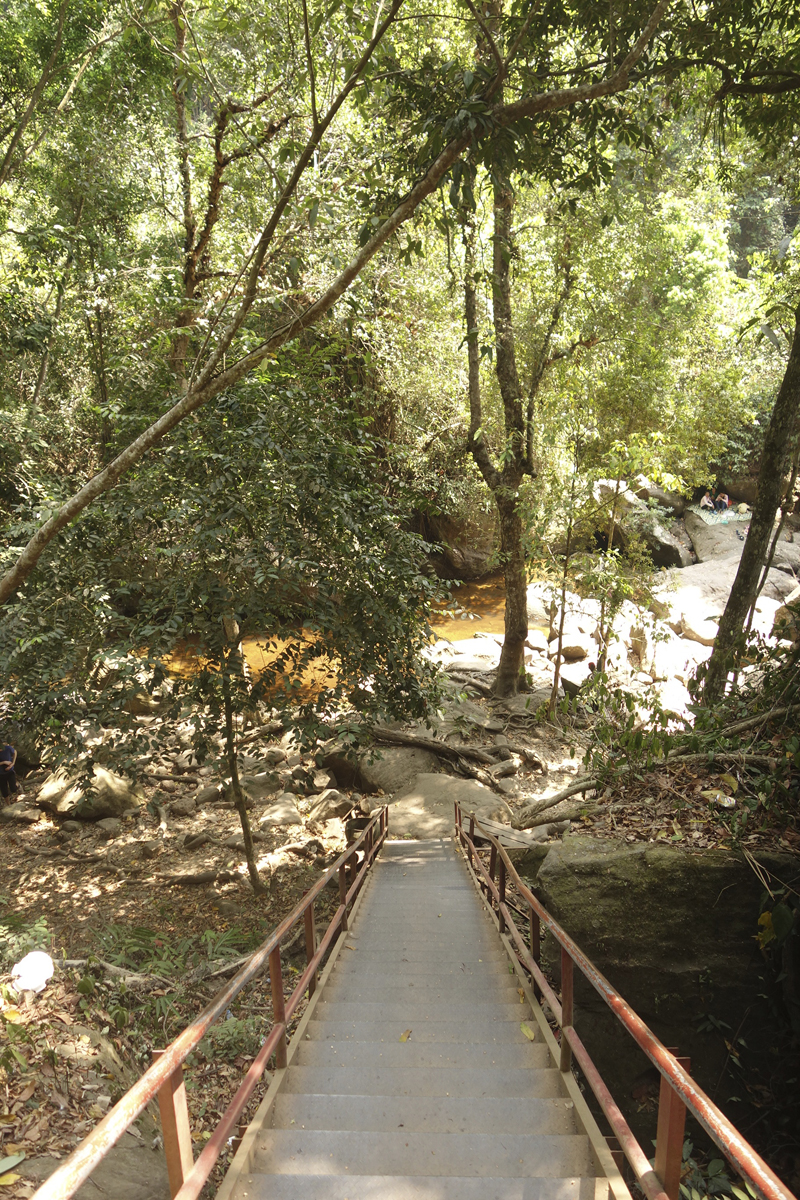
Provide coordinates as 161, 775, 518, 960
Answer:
0, 743, 18, 800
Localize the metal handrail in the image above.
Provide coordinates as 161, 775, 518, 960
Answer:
454, 802, 796, 1200
33, 806, 389, 1200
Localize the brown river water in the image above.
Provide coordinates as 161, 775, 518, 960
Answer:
166, 575, 509, 698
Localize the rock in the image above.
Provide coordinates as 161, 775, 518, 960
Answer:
653, 677, 692, 718
526, 582, 556, 628
96, 817, 122, 837
446, 637, 502, 668
169, 797, 196, 818
139, 840, 162, 859
62, 819, 83, 832
632, 476, 686, 516
653, 554, 797, 635
773, 584, 800, 639
195, 783, 223, 806
259, 795, 302, 827
239, 771, 281, 803
425, 510, 498, 580
357, 746, 441, 794
263, 747, 288, 765
559, 661, 593, 697
526, 629, 550, 654
387, 773, 512, 838
642, 520, 694, 569
158, 779, 177, 793
684, 511, 746, 562
420, 697, 504, 739
535, 837, 797, 1136
22, 1131, 170, 1200
37, 766, 144, 820
313, 769, 336, 791
307, 788, 350, 821
0, 802, 42, 823
680, 612, 718, 647
549, 631, 592, 662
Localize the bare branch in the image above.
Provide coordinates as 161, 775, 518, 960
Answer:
494, 0, 670, 125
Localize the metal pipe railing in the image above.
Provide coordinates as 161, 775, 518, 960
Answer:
453, 801, 796, 1200
32, 806, 389, 1200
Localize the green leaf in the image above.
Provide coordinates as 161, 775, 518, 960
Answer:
0, 1155, 24, 1176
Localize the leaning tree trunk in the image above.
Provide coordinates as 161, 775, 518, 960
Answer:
702, 303, 800, 705
222, 666, 264, 894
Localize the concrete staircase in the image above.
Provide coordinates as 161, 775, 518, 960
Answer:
219, 839, 627, 1200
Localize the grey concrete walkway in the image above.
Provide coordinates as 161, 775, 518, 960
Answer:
221, 839, 615, 1200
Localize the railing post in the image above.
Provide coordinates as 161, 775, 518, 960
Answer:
269, 946, 288, 1069
489, 842, 497, 884
153, 1051, 193, 1199
559, 949, 573, 1072
304, 900, 317, 997
339, 863, 348, 931
498, 856, 506, 933
655, 1054, 690, 1200
529, 907, 541, 1000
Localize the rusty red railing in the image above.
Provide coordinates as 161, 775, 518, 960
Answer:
32, 806, 388, 1200
454, 801, 796, 1200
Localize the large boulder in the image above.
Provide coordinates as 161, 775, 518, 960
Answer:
653, 554, 797, 633
37, 766, 144, 820
632, 476, 687, 516
324, 744, 440, 794
684, 511, 746, 562
533, 837, 797, 1145
641, 521, 693, 569
386, 773, 511, 838
425, 511, 498, 581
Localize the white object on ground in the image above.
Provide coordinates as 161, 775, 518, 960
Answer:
11, 950, 54, 993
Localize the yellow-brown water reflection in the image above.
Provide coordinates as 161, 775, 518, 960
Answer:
429, 573, 507, 641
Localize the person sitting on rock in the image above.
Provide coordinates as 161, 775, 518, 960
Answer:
714, 491, 730, 511
0, 742, 18, 800
700, 491, 714, 510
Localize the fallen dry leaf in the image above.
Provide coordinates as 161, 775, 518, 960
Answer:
520, 1022, 536, 1041
399, 1030, 412, 1042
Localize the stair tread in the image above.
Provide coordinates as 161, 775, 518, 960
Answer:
233, 1176, 607, 1200
280, 1065, 566, 1097
271, 1093, 578, 1134
252, 1129, 592, 1177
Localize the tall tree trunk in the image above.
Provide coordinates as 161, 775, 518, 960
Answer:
222, 664, 264, 894
495, 492, 528, 694
702, 303, 800, 705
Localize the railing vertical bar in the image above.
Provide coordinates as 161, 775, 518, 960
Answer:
153, 1052, 193, 1199
268, 946, 287, 1069
339, 863, 349, 931
655, 1055, 690, 1200
529, 906, 541, 1001
304, 901, 317, 998
559, 948, 573, 1072
497, 857, 506, 934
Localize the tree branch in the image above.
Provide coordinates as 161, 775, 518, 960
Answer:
0, 0, 69, 187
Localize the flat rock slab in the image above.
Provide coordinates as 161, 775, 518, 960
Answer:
0, 802, 43, 822
22, 1132, 170, 1200
259, 796, 302, 826
386, 773, 511, 838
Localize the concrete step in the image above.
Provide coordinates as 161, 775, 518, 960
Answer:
294, 1040, 550, 1069
251, 1129, 592, 1178
335, 948, 510, 963
321, 981, 523, 1005
271, 1092, 578, 1135
312, 1000, 529, 1022
331, 959, 514, 978
305, 1018, 534, 1044
233, 1176, 607, 1200
280, 1065, 563, 1098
